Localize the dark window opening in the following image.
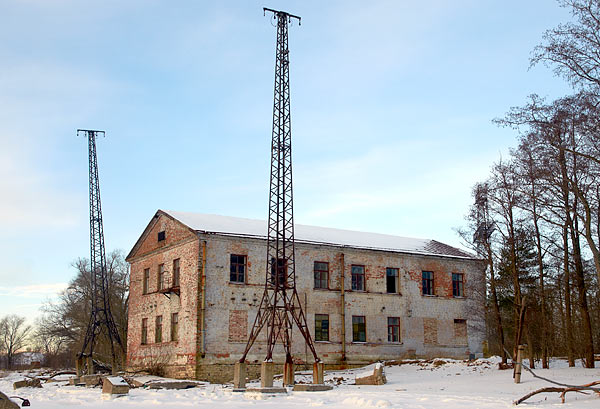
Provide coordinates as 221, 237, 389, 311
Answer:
452, 273, 464, 297
158, 264, 166, 291
141, 318, 148, 345
388, 317, 400, 343
270, 257, 287, 287
352, 315, 366, 342
158, 231, 166, 242
172, 259, 180, 288
351, 265, 365, 291
155, 315, 162, 343
171, 313, 179, 342
315, 314, 329, 341
422, 271, 434, 295
314, 261, 329, 289
386, 268, 399, 293
142, 268, 150, 295
230, 254, 246, 283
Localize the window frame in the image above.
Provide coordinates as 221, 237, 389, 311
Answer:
141, 318, 148, 345
422, 271, 434, 296
270, 257, 287, 287
142, 268, 150, 295
230, 254, 247, 284
314, 314, 329, 342
351, 265, 365, 291
155, 315, 163, 343
158, 264, 166, 291
314, 261, 329, 289
387, 317, 401, 343
172, 259, 180, 288
171, 312, 179, 342
386, 267, 399, 293
452, 273, 464, 297
352, 315, 366, 342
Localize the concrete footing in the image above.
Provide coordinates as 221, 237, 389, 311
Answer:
283, 362, 294, 386
313, 362, 324, 384
233, 362, 246, 389
245, 387, 287, 394
293, 384, 333, 392
260, 362, 274, 388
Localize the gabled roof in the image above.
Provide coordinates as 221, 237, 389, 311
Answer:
163, 210, 475, 260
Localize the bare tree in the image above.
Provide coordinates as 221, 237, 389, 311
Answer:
0, 315, 32, 369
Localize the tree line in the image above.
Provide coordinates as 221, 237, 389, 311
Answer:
460, 0, 600, 368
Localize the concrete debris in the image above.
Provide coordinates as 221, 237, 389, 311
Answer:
12, 378, 41, 390
102, 376, 129, 395
355, 363, 387, 386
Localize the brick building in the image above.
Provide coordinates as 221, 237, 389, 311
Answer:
126, 210, 485, 382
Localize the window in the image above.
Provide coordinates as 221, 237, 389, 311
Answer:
155, 316, 162, 343
314, 262, 329, 289
158, 231, 165, 241
142, 268, 150, 295
230, 254, 246, 283
270, 257, 287, 287
158, 264, 166, 290
314, 314, 329, 341
388, 317, 400, 343
141, 318, 148, 345
171, 313, 179, 342
452, 273, 464, 297
351, 265, 365, 291
422, 271, 434, 295
386, 268, 399, 293
352, 315, 366, 342
172, 259, 180, 288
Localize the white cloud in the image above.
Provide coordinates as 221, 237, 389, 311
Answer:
0, 283, 68, 299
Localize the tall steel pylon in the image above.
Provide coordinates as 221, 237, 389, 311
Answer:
240, 8, 319, 365
77, 129, 124, 373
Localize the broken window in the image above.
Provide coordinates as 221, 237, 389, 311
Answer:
158, 264, 166, 290
351, 265, 365, 291
158, 231, 165, 242
172, 259, 180, 288
141, 318, 148, 345
352, 315, 366, 342
314, 261, 329, 289
230, 254, 246, 283
422, 271, 434, 295
155, 315, 162, 343
388, 317, 400, 343
314, 314, 329, 341
142, 268, 150, 295
171, 313, 179, 342
452, 273, 464, 297
386, 268, 399, 293
270, 257, 287, 287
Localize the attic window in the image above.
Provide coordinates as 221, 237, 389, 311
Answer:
158, 231, 166, 242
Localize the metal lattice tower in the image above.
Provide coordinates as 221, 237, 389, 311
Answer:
77, 129, 124, 373
240, 8, 319, 365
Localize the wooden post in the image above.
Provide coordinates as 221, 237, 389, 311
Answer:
514, 345, 525, 384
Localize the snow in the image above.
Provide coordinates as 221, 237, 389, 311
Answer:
163, 210, 474, 259
105, 377, 128, 386
1, 358, 598, 408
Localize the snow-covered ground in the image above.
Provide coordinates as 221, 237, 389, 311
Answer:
1, 358, 598, 408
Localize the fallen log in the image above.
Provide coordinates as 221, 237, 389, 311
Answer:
514, 381, 600, 405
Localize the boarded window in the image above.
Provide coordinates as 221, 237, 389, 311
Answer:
423, 318, 437, 344
228, 310, 248, 342
230, 254, 246, 283
314, 262, 329, 289
171, 313, 179, 342
172, 259, 180, 288
422, 271, 434, 295
142, 268, 150, 295
388, 317, 400, 343
351, 265, 365, 291
452, 273, 464, 297
141, 318, 148, 345
155, 315, 163, 343
352, 315, 366, 342
315, 314, 329, 341
386, 268, 399, 293
454, 319, 467, 344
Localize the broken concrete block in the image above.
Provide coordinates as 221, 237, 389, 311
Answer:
0, 391, 20, 409
293, 384, 333, 391
355, 363, 387, 385
81, 374, 102, 387
146, 381, 200, 390
68, 376, 81, 386
102, 376, 129, 395
13, 378, 41, 389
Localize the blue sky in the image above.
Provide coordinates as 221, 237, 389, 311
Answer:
0, 0, 573, 323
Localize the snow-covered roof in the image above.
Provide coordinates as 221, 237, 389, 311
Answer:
163, 210, 475, 259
